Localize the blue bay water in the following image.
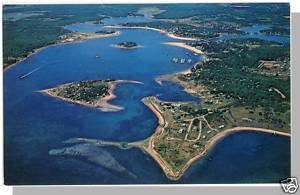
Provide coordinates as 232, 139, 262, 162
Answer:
219, 24, 290, 44
4, 18, 290, 184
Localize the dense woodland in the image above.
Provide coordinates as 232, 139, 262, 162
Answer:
3, 4, 289, 66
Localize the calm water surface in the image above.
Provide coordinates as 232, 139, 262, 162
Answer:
4, 17, 290, 184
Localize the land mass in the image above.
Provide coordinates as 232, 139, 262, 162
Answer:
36, 25, 290, 180
138, 96, 290, 179
41, 79, 143, 112
4, 4, 291, 184
60, 96, 290, 180
114, 41, 140, 49
45, 27, 290, 180
58, 31, 120, 44
162, 42, 204, 55
4, 30, 121, 72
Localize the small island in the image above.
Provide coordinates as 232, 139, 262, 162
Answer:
115, 41, 140, 49
41, 79, 143, 112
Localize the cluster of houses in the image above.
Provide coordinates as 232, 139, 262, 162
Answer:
58, 33, 91, 43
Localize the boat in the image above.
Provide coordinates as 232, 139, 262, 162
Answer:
19, 67, 41, 79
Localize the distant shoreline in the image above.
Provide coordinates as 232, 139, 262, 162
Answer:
4, 23, 201, 71
41, 80, 143, 112
4, 31, 121, 72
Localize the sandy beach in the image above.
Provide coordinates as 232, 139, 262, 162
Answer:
162, 42, 204, 55
141, 99, 177, 179
176, 126, 290, 179
97, 80, 143, 112
104, 25, 198, 41
140, 98, 291, 180
96, 82, 123, 112
155, 71, 204, 98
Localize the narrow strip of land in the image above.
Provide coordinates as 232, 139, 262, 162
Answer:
162, 42, 204, 55
104, 25, 198, 41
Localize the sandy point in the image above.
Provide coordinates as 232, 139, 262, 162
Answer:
139, 97, 291, 180
162, 42, 204, 55
104, 25, 198, 41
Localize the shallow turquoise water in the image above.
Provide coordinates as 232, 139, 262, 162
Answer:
4, 17, 290, 184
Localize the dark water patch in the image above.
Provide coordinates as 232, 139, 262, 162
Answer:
49, 144, 137, 179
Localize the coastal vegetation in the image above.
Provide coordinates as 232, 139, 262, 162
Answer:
42, 79, 112, 106
4, 4, 290, 183
86, 4, 290, 179
116, 41, 139, 49
41, 79, 143, 112
58, 31, 120, 44
139, 96, 289, 179
3, 4, 289, 68
180, 38, 290, 132
3, 4, 143, 68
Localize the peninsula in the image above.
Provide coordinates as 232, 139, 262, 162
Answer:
41, 79, 143, 112
42, 25, 290, 181
44, 25, 291, 181
63, 95, 290, 180
138, 96, 290, 179
59, 31, 121, 44
4, 4, 291, 185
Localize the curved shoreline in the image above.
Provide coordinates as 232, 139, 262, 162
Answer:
4, 23, 200, 71
142, 98, 290, 180
41, 80, 143, 112
6, 20, 291, 181
141, 99, 177, 179
176, 126, 290, 180
162, 42, 204, 55
4, 31, 121, 72
79, 98, 291, 181
104, 25, 198, 41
